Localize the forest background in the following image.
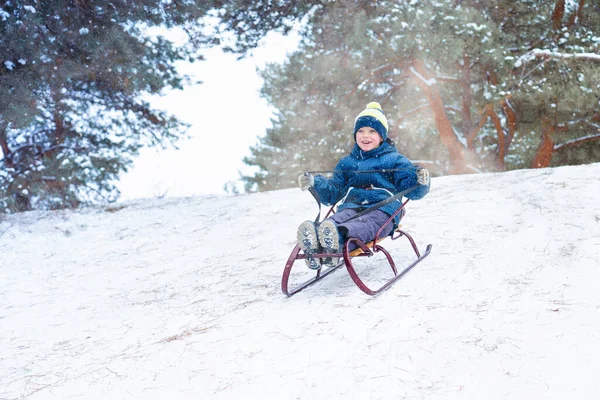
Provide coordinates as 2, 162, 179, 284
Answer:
1, 0, 599, 212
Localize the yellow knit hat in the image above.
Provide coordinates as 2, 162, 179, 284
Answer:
354, 102, 389, 141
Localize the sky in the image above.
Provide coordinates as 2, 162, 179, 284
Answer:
117, 31, 300, 200
2, 162, 599, 399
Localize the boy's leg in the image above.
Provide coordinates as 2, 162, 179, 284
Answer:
318, 209, 356, 267
327, 208, 357, 225
336, 210, 394, 251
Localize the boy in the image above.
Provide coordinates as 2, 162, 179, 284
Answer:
297, 102, 430, 269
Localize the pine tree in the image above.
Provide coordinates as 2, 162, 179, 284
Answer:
0, 1, 216, 212
238, 0, 600, 191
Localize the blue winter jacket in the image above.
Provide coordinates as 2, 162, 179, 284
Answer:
313, 141, 430, 227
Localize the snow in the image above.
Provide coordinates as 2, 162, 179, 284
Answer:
1, 163, 600, 399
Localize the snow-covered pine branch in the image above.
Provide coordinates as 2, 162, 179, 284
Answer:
409, 66, 437, 86
515, 49, 600, 67
554, 133, 600, 151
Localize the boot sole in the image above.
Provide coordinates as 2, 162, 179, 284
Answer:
297, 221, 321, 269
318, 220, 341, 267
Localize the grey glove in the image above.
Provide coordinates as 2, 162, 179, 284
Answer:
417, 168, 430, 186
298, 173, 314, 191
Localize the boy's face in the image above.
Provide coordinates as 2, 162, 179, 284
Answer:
356, 127, 383, 152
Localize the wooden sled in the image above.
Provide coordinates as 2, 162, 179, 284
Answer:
281, 199, 432, 296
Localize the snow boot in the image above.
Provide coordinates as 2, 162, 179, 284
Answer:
318, 219, 342, 268
297, 220, 322, 270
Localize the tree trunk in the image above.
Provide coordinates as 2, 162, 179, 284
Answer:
466, 104, 492, 150
531, 117, 555, 168
567, 0, 586, 27
488, 108, 506, 171
487, 68, 518, 165
459, 54, 473, 134
409, 59, 468, 174
0, 124, 13, 168
552, 0, 566, 31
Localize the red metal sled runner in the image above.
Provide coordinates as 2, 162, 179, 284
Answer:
281, 199, 432, 296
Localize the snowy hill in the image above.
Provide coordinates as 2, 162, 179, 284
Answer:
1, 164, 599, 400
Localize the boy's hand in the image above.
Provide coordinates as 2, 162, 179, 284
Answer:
417, 168, 430, 186
298, 173, 314, 191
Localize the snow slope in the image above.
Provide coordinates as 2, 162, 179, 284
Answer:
1, 164, 599, 399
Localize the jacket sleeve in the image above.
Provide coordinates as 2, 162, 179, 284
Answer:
313, 161, 350, 206
393, 156, 430, 200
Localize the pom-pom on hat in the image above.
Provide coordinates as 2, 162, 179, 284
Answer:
354, 101, 389, 141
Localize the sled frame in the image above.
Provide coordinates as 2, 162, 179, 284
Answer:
281, 199, 432, 296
